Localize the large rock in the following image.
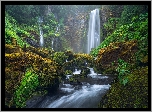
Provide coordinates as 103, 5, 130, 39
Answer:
95, 40, 138, 73
5, 44, 62, 108
98, 66, 148, 108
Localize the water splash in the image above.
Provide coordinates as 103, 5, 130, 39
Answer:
87, 9, 100, 54
73, 69, 81, 74
47, 84, 110, 108
26, 67, 114, 108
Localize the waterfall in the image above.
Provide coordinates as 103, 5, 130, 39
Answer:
87, 9, 100, 54
52, 38, 54, 50
40, 27, 43, 47
38, 17, 44, 47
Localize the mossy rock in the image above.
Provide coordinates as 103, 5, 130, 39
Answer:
65, 50, 74, 61
62, 53, 94, 72
73, 53, 94, 67
96, 40, 138, 73
25, 46, 53, 58
5, 46, 63, 107
5, 44, 22, 54
98, 66, 148, 108
52, 52, 68, 66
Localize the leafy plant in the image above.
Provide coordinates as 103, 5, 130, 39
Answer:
14, 69, 39, 108
5, 12, 30, 47
116, 59, 130, 86
91, 12, 148, 57
53, 52, 68, 66
64, 70, 73, 75
103, 18, 120, 36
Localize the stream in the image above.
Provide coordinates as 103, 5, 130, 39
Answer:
26, 68, 115, 108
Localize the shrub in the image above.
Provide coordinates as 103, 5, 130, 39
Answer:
52, 52, 68, 66
14, 69, 39, 108
116, 59, 130, 86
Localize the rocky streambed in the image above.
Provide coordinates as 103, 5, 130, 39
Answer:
26, 68, 116, 108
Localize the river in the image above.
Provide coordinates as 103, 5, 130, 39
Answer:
26, 68, 115, 108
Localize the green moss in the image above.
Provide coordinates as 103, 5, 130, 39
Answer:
5, 46, 62, 108
99, 66, 148, 108
52, 52, 68, 66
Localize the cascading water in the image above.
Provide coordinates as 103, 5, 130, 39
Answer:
38, 17, 44, 47
87, 9, 100, 54
40, 28, 44, 47
26, 68, 115, 108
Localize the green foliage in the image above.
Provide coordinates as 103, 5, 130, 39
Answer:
116, 59, 130, 86
14, 69, 39, 108
53, 52, 68, 66
42, 12, 61, 48
5, 12, 30, 47
43, 12, 59, 37
120, 5, 148, 25
43, 13, 58, 35
91, 12, 148, 57
103, 18, 120, 36
5, 5, 46, 25
64, 70, 73, 75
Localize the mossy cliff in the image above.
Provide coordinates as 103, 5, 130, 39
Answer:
98, 66, 148, 108
5, 44, 62, 108
94, 40, 138, 74
96, 40, 148, 108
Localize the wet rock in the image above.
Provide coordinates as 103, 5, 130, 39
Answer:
70, 79, 82, 85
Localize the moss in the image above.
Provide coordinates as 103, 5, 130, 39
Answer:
73, 53, 94, 67
5, 45, 63, 108
95, 40, 138, 74
98, 66, 148, 108
5, 44, 22, 54
25, 46, 52, 58
62, 53, 94, 73
52, 52, 68, 66
141, 55, 148, 63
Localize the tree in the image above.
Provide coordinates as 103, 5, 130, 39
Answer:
120, 5, 148, 25
5, 5, 46, 25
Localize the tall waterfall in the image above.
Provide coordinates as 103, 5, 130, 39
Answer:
38, 17, 44, 47
87, 9, 100, 54
39, 27, 43, 47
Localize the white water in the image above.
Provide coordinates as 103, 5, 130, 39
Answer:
46, 68, 111, 108
40, 28, 43, 47
47, 84, 110, 108
73, 69, 81, 74
38, 17, 44, 47
26, 68, 113, 108
87, 9, 100, 54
